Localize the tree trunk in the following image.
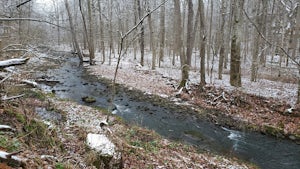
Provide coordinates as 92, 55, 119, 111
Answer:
230, 0, 243, 87
206, 0, 213, 75
108, 0, 114, 65
137, 0, 144, 66
218, 0, 226, 80
64, 0, 83, 62
87, 0, 95, 65
158, 0, 165, 67
147, 3, 156, 70
97, 0, 105, 64
185, 0, 194, 67
199, 0, 206, 87
251, 1, 262, 82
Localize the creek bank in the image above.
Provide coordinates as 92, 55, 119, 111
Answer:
88, 62, 300, 144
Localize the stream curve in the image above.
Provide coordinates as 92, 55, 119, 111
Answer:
33, 51, 300, 169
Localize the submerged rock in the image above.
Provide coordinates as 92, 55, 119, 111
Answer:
82, 96, 96, 103
86, 133, 122, 169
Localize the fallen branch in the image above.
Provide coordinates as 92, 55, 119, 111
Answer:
0, 74, 13, 84
1, 94, 25, 101
0, 125, 15, 131
0, 58, 29, 68
21, 79, 38, 87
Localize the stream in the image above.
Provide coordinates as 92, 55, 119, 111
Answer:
33, 51, 300, 169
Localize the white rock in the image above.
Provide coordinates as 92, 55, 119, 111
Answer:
86, 133, 115, 157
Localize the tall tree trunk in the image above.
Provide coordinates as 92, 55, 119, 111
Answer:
230, 0, 243, 87
296, 3, 300, 104
224, 0, 233, 69
137, 0, 144, 66
185, 0, 194, 67
158, 0, 165, 67
108, 0, 114, 65
199, 0, 206, 87
260, 0, 268, 66
147, 4, 156, 70
251, 1, 262, 82
218, 0, 226, 80
87, 0, 95, 65
64, 0, 83, 62
97, 0, 105, 64
207, 0, 213, 75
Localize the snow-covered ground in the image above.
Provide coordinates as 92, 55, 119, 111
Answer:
53, 45, 298, 105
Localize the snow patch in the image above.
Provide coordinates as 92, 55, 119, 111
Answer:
86, 133, 115, 157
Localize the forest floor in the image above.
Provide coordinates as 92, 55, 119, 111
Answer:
88, 51, 300, 143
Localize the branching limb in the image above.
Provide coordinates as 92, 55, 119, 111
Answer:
242, 8, 300, 68
0, 18, 67, 30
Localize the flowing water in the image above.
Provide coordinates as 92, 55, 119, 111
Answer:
33, 51, 300, 169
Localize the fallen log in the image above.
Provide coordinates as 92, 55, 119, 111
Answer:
0, 58, 29, 68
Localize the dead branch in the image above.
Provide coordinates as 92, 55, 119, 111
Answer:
0, 125, 15, 131
16, 0, 32, 8
1, 94, 25, 101
242, 8, 300, 68
0, 58, 29, 68
0, 74, 13, 84
0, 18, 67, 30
21, 80, 38, 87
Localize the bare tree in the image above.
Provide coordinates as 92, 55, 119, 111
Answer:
137, 0, 145, 66
230, 0, 244, 87
199, 0, 206, 87
158, 0, 165, 67
64, 0, 83, 62
147, 2, 156, 70
251, 0, 262, 82
218, 0, 226, 80
97, 0, 105, 64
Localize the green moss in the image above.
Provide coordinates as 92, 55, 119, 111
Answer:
24, 90, 46, 101
263, 125, 284, 138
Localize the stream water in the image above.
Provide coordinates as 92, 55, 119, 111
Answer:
34, 51, 300, 169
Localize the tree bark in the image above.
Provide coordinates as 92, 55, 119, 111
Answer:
137, 0, 144, 66
251, 1, 262, 82
97, 0, 105, 64
218, 0, 226, 80
230, 0, 243, 87
199, 0, 206, 87
147, 3, 156, 70
158, 0, 165, 67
